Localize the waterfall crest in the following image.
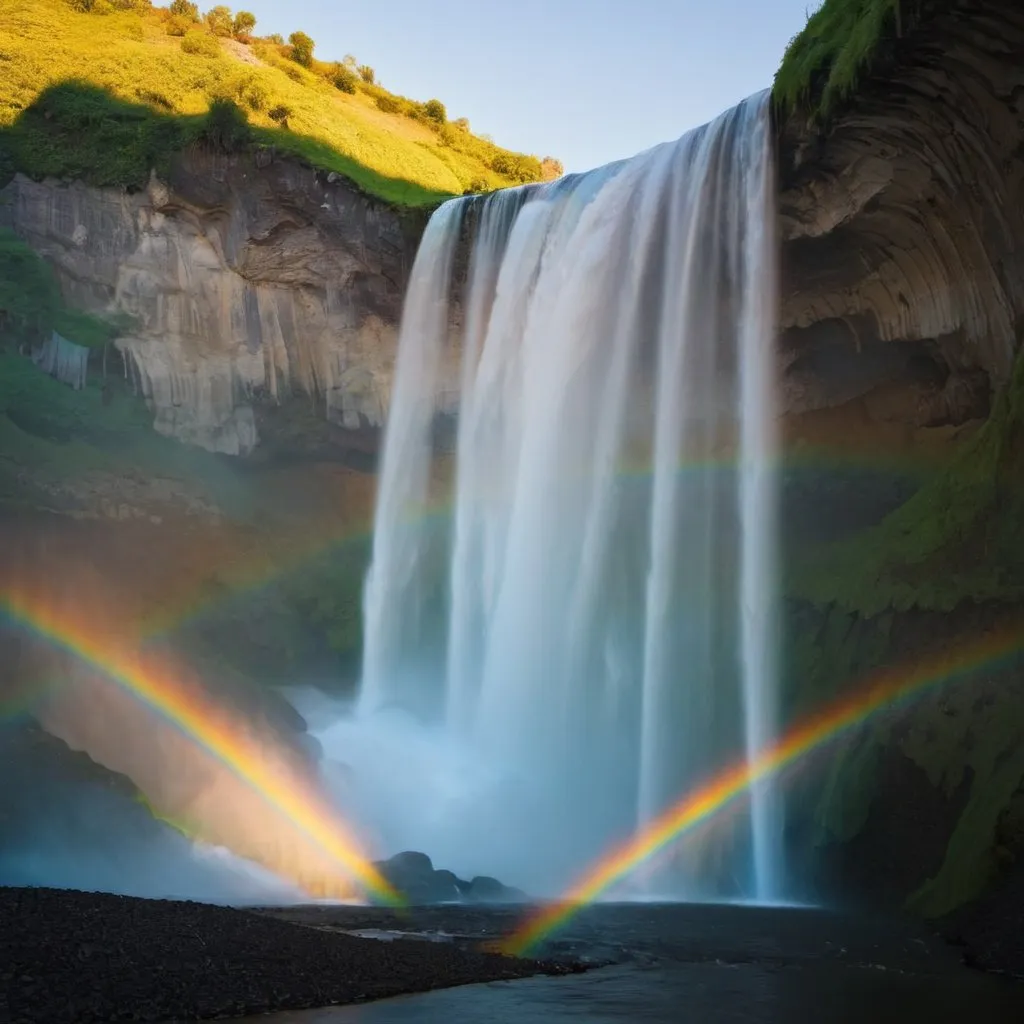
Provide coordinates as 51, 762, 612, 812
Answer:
358, 92, 782, 899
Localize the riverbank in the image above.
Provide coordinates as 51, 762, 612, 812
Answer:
0, 887, 579, 1024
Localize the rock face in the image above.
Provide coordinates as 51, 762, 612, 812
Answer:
0, 150, 426, 455
6, 3, 1023, 461
777, 0, 1024, 430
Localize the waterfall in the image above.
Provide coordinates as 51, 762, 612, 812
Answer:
32, 331, 89, 391
358, 92, 781, 899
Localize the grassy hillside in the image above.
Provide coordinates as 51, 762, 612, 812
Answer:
0, 0, 561, 206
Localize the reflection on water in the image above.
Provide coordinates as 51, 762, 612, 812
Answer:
247, 962, 1023, 1024
239, 903, 1024, 1024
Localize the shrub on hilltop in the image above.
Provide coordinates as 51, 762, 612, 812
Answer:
288, 31, 315, 68
331, 64, 359, 95
231, 9, 255, 40
423, 99, 447, 125
204, 4, 232, 36
168, 0, 198, 19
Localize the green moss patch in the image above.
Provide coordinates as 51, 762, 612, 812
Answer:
790, 354, 1024, 617
773, 0, 948, 121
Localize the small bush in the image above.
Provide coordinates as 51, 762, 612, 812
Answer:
68, 0, 140, 10
181, 29, 219, 57
234, 73, 269, 112
423, 98, 446, 125
135, 87, 174, 110
165, 13, 192, 35
464, 178, 489, 194
453, 117, 470, 132
491, 151, 544, 183
265, 32, 284, 44
168, 0, 198, 19
204, 5, 233, 36
541, 156, 564, 180
375, 94, 400, 114
437, 124, 455, 148
357, 65, 375, 84
331, 64, 358, 94
232, 10, 256, 40
288, 30, 314, 67
267, 103, 292, 127
199, 97, 251, 151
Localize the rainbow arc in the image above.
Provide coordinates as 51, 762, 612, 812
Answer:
503, 623, 1024, 955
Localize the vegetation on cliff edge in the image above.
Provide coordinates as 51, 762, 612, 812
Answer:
0, 0, 561, 205
773, 0, 945, 121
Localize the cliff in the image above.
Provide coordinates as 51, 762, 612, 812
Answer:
777, 0, 1024, 436
2, 0, 1024, 940
772, 0, 1024, 943
1, 149, 424, 456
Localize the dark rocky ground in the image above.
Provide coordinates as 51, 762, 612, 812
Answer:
4, 887, 1024, 1024
942, 858, 1024, 980
0, 887, 581, 1024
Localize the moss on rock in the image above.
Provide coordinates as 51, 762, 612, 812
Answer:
773, 1, 960, 123
904, 680, 1024, 916
790, 352, 1024, 617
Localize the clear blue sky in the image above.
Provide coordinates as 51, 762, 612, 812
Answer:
238, 0, 818, 173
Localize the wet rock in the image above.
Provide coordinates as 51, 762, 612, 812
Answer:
375, 852, 463, 905
466, 875, 529, 904
372, 854, 526, 905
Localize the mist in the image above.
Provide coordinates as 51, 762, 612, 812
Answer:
294, 685, 639, 897
0, 725, 304, 904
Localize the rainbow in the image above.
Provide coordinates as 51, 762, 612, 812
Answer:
503, 622, 1024, 955
0, 587, 402, 907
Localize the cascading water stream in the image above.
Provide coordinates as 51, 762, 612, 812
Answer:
357, 91, 782, 899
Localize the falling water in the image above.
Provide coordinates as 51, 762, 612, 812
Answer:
358, 92, 781, 899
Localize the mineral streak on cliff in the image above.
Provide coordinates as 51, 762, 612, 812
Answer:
0, 149, 448, 456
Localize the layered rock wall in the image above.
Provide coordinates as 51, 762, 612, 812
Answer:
777, 0, 1024, 430
1, 150, 431, 455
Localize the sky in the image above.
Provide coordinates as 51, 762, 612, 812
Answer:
237, 0, 820, 174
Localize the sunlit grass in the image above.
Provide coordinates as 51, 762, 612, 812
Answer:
773, 0, 942, 121
0, 0, 539, 205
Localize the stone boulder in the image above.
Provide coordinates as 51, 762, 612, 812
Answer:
372, 852, 528, 905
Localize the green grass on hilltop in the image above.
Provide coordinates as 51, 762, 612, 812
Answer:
774, 0, 942, 121
0, 0, 558, 206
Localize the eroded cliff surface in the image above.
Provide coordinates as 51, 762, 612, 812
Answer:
1, 150, 428, 455
777, 0, 1024, 436
775, 0, 1024, 937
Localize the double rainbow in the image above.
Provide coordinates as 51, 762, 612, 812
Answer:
504, 622, 1024, 954
1, 586, 401, 906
